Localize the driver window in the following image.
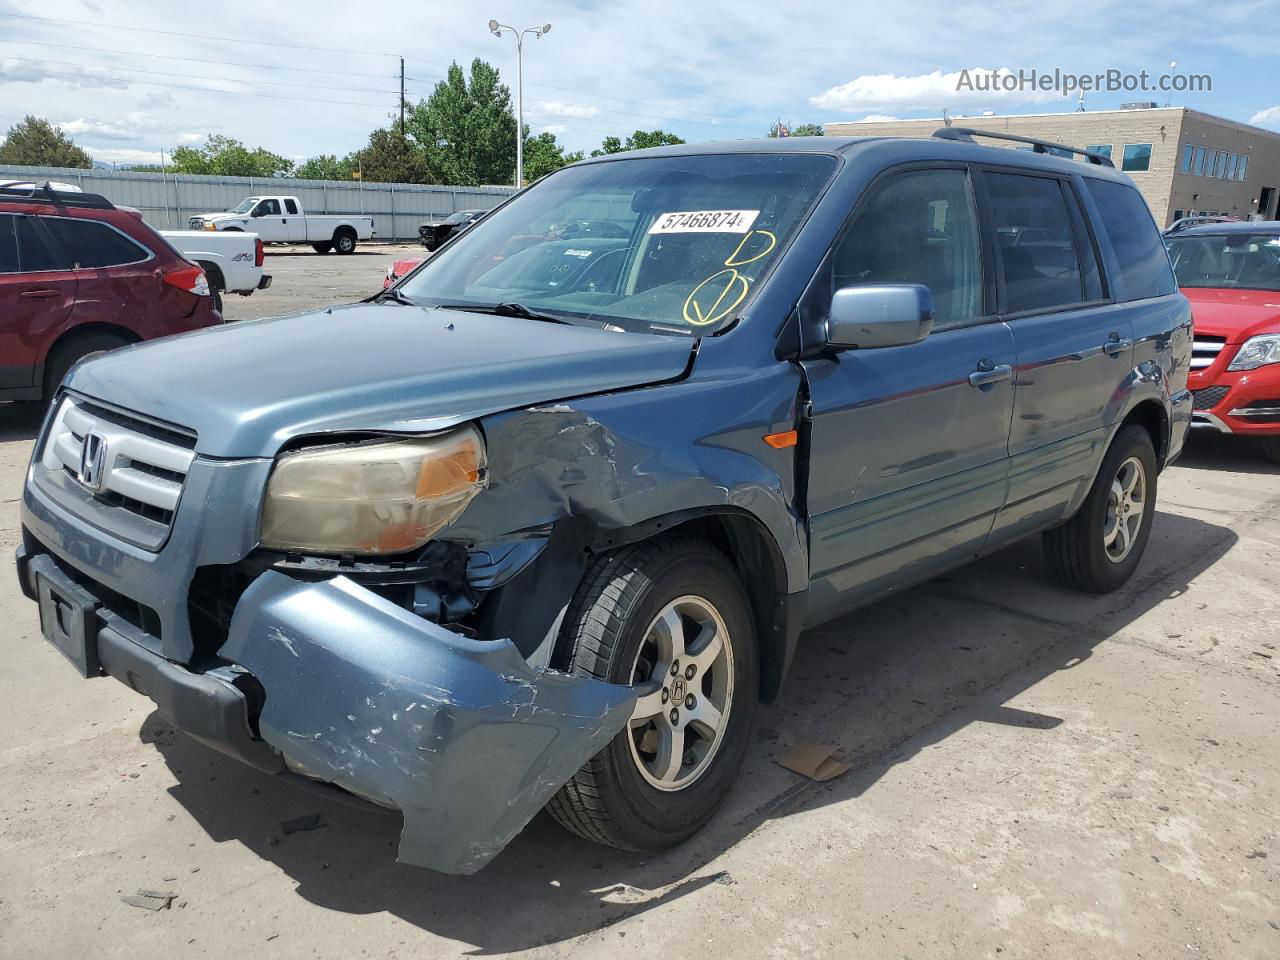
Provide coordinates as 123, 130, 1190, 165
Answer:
257, 199, 281, 216
832, 169, 984, 331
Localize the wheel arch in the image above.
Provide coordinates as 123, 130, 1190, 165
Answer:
590, 506, 801, 704
1118, 398, 1170, 468
40, 322, 140, 397
194, 259, 225, 291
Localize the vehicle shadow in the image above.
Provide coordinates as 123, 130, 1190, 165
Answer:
145, 508, 1237, 954
0, 402, 45, 442
1176, 431, 1280, 475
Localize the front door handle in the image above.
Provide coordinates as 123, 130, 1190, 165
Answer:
18, 289, 58, 301
968, 361, 1013, 388
1103, 333, 1133, 357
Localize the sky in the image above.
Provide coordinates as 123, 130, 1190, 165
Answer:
1, 0, 1278, 169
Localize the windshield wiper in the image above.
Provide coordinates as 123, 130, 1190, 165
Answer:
438, 301, 572, 324
372, 287, 417, 305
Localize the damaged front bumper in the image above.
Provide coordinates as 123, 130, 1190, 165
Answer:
18, 548, 636, 875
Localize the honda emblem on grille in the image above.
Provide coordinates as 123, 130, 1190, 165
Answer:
78, 433, 108, 491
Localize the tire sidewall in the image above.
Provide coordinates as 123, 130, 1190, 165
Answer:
1079, 426, 1158, 590
335, 232, 355, 254
588, 548, 758, 847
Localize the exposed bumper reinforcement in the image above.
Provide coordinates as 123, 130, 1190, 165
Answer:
221, 571, 637, 874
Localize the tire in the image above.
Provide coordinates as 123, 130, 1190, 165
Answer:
546, 537, 758, 852
1043, 424, 1158, 593
43, 332, 131, 401
1260, 437, 1280, 465
311, 242, 332, 254
332, 229, 356, 255
197, 262, 224, 315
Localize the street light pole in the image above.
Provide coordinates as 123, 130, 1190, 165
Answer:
488, 19, 551, 189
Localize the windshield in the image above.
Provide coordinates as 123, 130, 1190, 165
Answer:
231, 197, 260, 214
443, 210, 476, 225
1166, 233, 1280, 291
398, 152, 838, 335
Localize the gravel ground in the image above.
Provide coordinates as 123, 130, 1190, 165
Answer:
0, 248, 1276, 958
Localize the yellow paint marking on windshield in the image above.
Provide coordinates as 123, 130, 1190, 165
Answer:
724, 229, 777, 267
684, 268, 750, 326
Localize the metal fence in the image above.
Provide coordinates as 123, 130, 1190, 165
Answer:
0, 164, 516, 241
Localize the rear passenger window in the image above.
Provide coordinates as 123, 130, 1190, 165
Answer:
985, 173, 1084, 314
1083, 179, 1177, 300
42, 218, 150, 269
14, 216, 67, 272
832, 169, 983, 331
284, 199, 299, 215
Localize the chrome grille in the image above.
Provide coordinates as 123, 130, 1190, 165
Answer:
1190, 335, 1226, 370
36, 396, 196, 550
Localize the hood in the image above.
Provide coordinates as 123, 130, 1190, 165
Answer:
1183, 287, 1280, 341
66, 304, 695, 458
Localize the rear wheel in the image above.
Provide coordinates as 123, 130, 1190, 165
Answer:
546, 537, 757, 852
1260, 437, 1280, 465
311, 242, 332, 254
1043, 424, 1157, 593
333, 229, 356, 255
197, 262, 224, 314
43, 332, 131, 401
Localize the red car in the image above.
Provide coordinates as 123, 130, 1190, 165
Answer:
383, 255, 425, 289
1166, 221, 1280, 463
0, 181, 220, 403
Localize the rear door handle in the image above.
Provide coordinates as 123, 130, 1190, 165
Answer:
18, 289, 58, 301
968, 361, 1013, 387
1103, 334, 1133, 357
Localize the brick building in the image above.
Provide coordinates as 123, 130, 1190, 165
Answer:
824, 106, 1280, 227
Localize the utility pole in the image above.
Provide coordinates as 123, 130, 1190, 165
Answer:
399, 57, 406, 139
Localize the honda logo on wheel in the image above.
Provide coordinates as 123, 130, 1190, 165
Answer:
78, 433, 108, 491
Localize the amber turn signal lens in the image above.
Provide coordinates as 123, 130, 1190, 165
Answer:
763, 430, 798, 449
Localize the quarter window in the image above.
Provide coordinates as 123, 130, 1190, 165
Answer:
985, 172, 1085, 314
284, 199, 299, 215
1084, 179, 1177, 301
831, 168, 983, 331
41, 217, 149, 269
1121, 143, 1153, 172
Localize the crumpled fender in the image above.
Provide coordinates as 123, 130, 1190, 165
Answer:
221, 571, 636, 874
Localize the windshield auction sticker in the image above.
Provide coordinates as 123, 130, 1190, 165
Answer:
649, 210, 760, 234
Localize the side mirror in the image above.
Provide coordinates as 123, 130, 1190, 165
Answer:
251, 208, 265, 218
826, 284, 935, 350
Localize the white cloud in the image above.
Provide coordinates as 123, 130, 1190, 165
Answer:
852, 114, 900, 123
531, 100, 601, 119
0, 58, 129, 90
138, 91, 178, 111
85, 146, 163, 165
57, 112, 162, 141
811, 67, 1060, 114
176, 131, 205, 144
535, 123, 569, 136
1250, 106, 1280, 130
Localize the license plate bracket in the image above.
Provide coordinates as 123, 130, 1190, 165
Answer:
36, 567, 102, 678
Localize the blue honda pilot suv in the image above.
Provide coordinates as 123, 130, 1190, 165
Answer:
17, 130, 1192, 874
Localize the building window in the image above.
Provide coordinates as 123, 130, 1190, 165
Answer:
1238, 155, 1249, 181
1121, 143, 1152, 172
1226, 153, 1238, 179
1172, 209, 1184, 222
1180, 144, 1194, 173
1086, 144, 1113, 162
1194, 146, 1207, 175
1213, 151, 1226, 178
1205, 149, 1218, 177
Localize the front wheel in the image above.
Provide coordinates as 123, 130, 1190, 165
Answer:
1260, 437, 1280, 465
546, 538, 757, 852
311, 242, 332, 254
1043, 424, 1157, 593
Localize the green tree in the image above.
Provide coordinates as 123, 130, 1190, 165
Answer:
295, 153, 358, 181
407, 59, 517, 185
768, 121, 825, 138
590, 129, 684, 157
523, 130, 583, 182
167, 134, 294, 178
352, 128, 433, 183
0, 115, 92, 168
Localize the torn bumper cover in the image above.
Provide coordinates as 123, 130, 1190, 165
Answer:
218, 572, 636, 874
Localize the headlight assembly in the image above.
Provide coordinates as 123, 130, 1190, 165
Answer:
1227, 333, 1280, 371
260, 426, 486, 555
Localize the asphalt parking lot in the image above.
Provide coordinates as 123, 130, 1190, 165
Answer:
1, 247, 1277, 958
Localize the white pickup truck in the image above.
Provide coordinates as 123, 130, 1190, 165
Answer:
187, 196, 375, 254
161, 230, 271, 313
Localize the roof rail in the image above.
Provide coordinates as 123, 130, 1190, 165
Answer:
1162, 214, 1242, 236
0, 180, 115, 210
932, 127, 1115, 167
